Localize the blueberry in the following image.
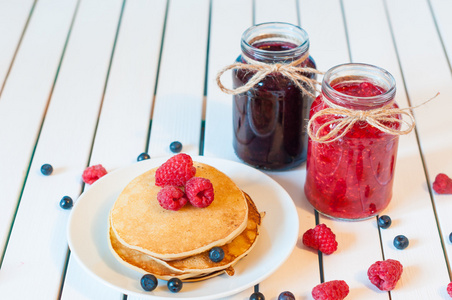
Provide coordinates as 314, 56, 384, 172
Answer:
169, 141, 182, 153
137, 152, 150, 161
378, 215, 392, 229
393, 235, 409, 250
140, 274, 158, 291
278, 291, 295, 300
250, 291, 265, 300
167, 277, 182, 293
209, 247, 224, 262
41, 164, 53, 175
60, 196, 73, 209
449, 232, 452, 244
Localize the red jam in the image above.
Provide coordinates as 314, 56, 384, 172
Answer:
304, 81, 400, 220
232, 42, 316, 170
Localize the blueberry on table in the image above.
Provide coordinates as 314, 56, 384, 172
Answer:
167, 278, 182, 293
449, 232, 452, 244
250, 291, 265, 300
40, 164, 53, 175
378, 215, 392, 229
140, 274, 158, 291
209, 247, 224, 262
393, 235, 409, 250
60, 196, 73, 209
137, 152, 150, 161
169, 141, 182, 153
278, 291, 295, 300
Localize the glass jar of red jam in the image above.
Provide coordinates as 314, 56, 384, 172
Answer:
232, 22, 316, 170
305, 63, 400, 220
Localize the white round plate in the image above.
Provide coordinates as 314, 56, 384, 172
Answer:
67, 156, 299, 299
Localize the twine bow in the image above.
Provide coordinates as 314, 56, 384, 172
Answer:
216, 52, 323, 98
307, 93, 440, 143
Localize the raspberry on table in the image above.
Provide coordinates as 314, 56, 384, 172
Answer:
155, 154, 196, 187
302, 224, 338, 255
82, 164, 107, 185
433, 173, 452, 194
185, 177, 214, 208
447, 282, 452, 297
367, 259, 403, 291
312, 280, 349, 300
157, 186, 188, 211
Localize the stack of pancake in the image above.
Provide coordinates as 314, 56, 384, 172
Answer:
108, 161, 262, 281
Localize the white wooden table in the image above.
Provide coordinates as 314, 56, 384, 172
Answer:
1, 0, 452, 299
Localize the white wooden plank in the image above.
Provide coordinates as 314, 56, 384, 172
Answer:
0, 0, 34, 90
300, 1, 390, 300
80, 0, 166, 171
147, 0, 209, 157
0, 0, 78, 261
430, 0, 452, 66
202, 3, 255, 298
61, 0, 167, 298
385, 0, 452, 298
299, 0, 349, 71
0, 0, 123, 298
425, 0, 452, 279
204, 0, 252, 161
255, 0, 298, 24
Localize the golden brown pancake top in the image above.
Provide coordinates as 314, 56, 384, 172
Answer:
110, 162, 248, 260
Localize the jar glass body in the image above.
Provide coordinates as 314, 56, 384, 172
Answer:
232, 22, 316, 170
304, 63, 399, 220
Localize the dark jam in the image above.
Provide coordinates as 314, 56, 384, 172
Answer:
304, 81, 400, 220
232, 42, 316, 170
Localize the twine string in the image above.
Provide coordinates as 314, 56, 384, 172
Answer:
307, 93, 439, 143
216, 51, 323, 98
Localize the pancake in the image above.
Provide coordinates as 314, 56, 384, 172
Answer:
108, 222, 194, 280
108, 194, 261, 280
110, 162, 249, 261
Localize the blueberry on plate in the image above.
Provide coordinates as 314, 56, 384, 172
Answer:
41, 164, 53, 175
278, 291, 295, 300
378, 215, 392, 229
250, 291, 265, 300
137, 152, 151, 161
393, 235, 409, 250
140, 274, 158, 291
167, 278, 182, 293
449, 232, 452, 244
209, 247, 224, 263
60, 196, 73, 209
169, 141, 182, 153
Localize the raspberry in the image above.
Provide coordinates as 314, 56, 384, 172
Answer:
312, 280, 349, 300
185, 177, 215, 208
302, 224, 338, 255
433, 173, 452, 194
367, 259, 403, 291
155, 154, 196, 187
157, 186, 188, 211
447, 282, 452, 297
82, 164, 107, 185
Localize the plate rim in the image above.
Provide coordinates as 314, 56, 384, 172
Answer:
67, 155, 300, 299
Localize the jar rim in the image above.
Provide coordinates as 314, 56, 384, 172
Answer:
241, 22, 310, 62
322, 63, 396, 108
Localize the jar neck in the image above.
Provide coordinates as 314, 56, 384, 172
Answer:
241, 22, 310, 64
322, 63, 396, 110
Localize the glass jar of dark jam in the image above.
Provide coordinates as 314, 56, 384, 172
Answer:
305, 63, 400, 220
232, 22, 316, 170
